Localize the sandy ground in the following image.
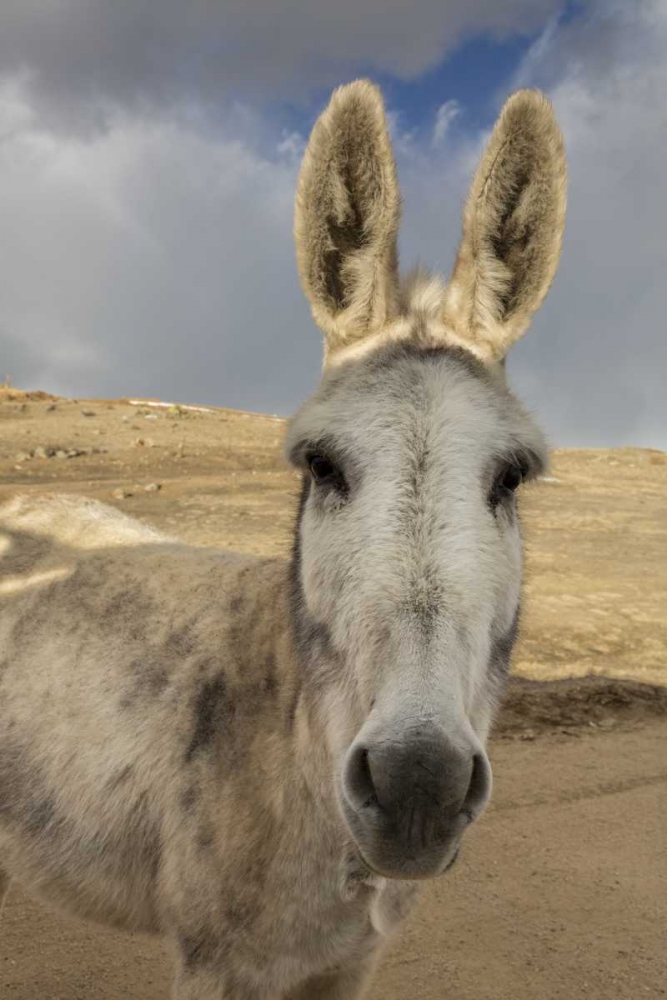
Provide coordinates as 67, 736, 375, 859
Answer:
1, 388, 666, 999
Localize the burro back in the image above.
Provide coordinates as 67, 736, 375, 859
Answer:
0, 80, 566, 1000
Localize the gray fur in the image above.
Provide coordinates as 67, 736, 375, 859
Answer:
0, 78, 565, 999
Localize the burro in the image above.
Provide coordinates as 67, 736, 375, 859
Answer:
0, 79, 567, 1000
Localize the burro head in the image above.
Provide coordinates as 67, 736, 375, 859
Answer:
286, 81, 567, 879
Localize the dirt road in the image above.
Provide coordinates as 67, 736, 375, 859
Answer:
1, 389, 666, 998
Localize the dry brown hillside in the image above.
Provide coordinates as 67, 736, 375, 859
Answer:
2, 388, 665, 688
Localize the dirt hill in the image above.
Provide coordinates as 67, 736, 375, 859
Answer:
2, 388, 665, 686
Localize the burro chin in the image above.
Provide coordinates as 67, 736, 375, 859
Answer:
0, 78, 566, 1000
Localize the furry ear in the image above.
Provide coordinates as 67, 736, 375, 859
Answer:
442, 89, 567, 361
294, 80, 401, 360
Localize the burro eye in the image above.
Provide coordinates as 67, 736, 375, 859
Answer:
499, 463, 523, 493
307, 453, 338, 485
490, 461, 525, 509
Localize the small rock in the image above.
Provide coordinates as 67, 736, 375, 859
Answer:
33, 445, 53, 459
81, 409, 95, 417
15, 451, 32, 462
46, 403, 57, 412
112, 488, 133, 500
144, 482, 161, 493
121, 415, 130, 423
55, 450, 68, 459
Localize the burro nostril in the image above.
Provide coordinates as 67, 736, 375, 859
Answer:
344, 745, 379, 811
462, 752, 492, 821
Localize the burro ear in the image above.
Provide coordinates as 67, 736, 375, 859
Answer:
294, 80, 401, 361
442, 90, 567, 362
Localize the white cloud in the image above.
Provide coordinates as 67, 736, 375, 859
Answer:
432, 99, 461, 147
506, 0, 667, 447
392, 0, 667, 447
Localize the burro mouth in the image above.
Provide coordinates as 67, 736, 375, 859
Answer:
339, 726, 492, 880
340, 794, 471, 880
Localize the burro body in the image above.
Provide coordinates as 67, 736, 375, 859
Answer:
0, 81, 567, 998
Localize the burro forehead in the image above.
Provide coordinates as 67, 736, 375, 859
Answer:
287, 342, 547, 481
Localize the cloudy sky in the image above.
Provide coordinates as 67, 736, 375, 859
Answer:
0, 0, 664, 447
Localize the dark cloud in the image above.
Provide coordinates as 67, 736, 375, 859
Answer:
1, 0, 561, 132
0, 103, 319, 411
